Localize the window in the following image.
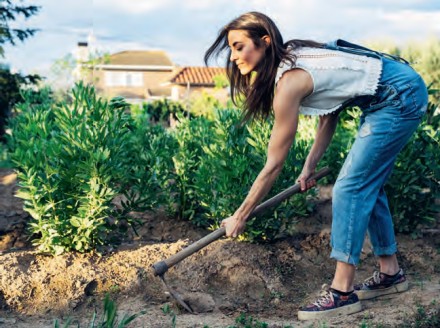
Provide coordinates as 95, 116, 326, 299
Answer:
126, 72, 143, 86
105, 72, 143, 87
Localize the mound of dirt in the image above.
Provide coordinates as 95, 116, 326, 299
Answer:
1, 168, 440, 327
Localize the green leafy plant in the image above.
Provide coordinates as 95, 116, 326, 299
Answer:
8, 75, 437, 254
131, 99, 187, 125
53, 294, 146, 328
189, 90, 222, 119
170, 114, 216, 220
0, 64, 40, 142
123, 116, 178, 218
172, 109, 314, 241
161, 304, 177, 328
8, 83, 164, 254
226, 313, 269, 328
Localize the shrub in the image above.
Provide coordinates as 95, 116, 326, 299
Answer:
131, 99, 187, 125
9, 81, 437, 253
124, 116, 178, 217
188, 90, 222, 119
173, 109, 315, 241
170, 114, 216, 220
8, 83, 164, 254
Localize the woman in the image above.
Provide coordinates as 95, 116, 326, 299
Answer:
204, 12, 428, 320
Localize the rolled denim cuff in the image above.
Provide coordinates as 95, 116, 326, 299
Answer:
372, 243, 397, 257
330, 248, 359, 266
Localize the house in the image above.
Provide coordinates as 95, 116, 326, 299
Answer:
75, 42, 227, 104
93, 49, 176, 103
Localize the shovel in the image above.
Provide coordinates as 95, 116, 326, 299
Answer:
152, 167, 331, 313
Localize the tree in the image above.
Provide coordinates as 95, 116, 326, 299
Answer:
0, 65, 39, 142
0, 0, 40, 57
50, 50, 111, 94
0, 0, 40, 142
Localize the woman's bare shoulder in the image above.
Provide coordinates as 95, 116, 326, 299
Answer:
275, 68, 313, 100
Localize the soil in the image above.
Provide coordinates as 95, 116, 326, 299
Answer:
1, 167, 439, 328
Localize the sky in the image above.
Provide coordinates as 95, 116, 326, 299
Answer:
3, 0, 440, 79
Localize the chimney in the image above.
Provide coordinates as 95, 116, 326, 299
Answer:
73, 42, 89, 81
76, 42, 89, 62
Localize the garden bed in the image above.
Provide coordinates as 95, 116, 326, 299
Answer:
1, 168, 439, 327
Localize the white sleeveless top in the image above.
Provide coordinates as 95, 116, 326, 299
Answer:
275, 47, 383, 116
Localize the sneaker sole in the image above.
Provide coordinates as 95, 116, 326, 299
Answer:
356, 280, 409, 300
297, 302, 362, 321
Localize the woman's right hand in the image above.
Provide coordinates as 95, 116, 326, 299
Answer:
221, 214, 246, 238
296, 166, 316, 191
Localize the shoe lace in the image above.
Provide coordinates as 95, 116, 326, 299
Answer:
364, 271, 382, 287
312, 284, 334, 307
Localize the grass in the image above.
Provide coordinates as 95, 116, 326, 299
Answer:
161, 304, 177, 328
358, 319, 385, 328
356, 301, 440, 328
228, 313, 269, 328
400, 302, 440, 327
198, 312, 294, 328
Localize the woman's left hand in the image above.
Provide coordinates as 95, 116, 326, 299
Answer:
296, 165, 316, 192
220, 214, 246, 238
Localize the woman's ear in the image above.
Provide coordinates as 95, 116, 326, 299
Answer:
261, 35, 271, 48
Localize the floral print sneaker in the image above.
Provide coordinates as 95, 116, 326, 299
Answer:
354, 268, 408, 300
297, 284, 362, 321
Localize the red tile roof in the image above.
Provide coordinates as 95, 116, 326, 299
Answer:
169, 67, 226, 86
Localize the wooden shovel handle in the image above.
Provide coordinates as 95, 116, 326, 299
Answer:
152, 167, 331, 276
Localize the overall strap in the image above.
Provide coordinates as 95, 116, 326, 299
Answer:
326, 39, 410, 65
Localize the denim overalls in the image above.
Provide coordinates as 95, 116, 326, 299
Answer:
324, 40, 428, 265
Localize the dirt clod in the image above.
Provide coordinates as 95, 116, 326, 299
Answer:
183, 292, 215, 313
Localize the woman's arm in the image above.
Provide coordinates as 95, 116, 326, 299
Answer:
221, 69, 313, 237
297, 111, 339, 190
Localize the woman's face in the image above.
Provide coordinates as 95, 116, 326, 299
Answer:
228, 29, 267, 75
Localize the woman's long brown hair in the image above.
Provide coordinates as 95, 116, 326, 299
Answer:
204, 12, 323, 122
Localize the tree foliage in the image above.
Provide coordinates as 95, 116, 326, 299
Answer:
50, 50, 111, 92
0, 0, 40, 142
0, 65, 39, 142
0, 0, 40, 57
